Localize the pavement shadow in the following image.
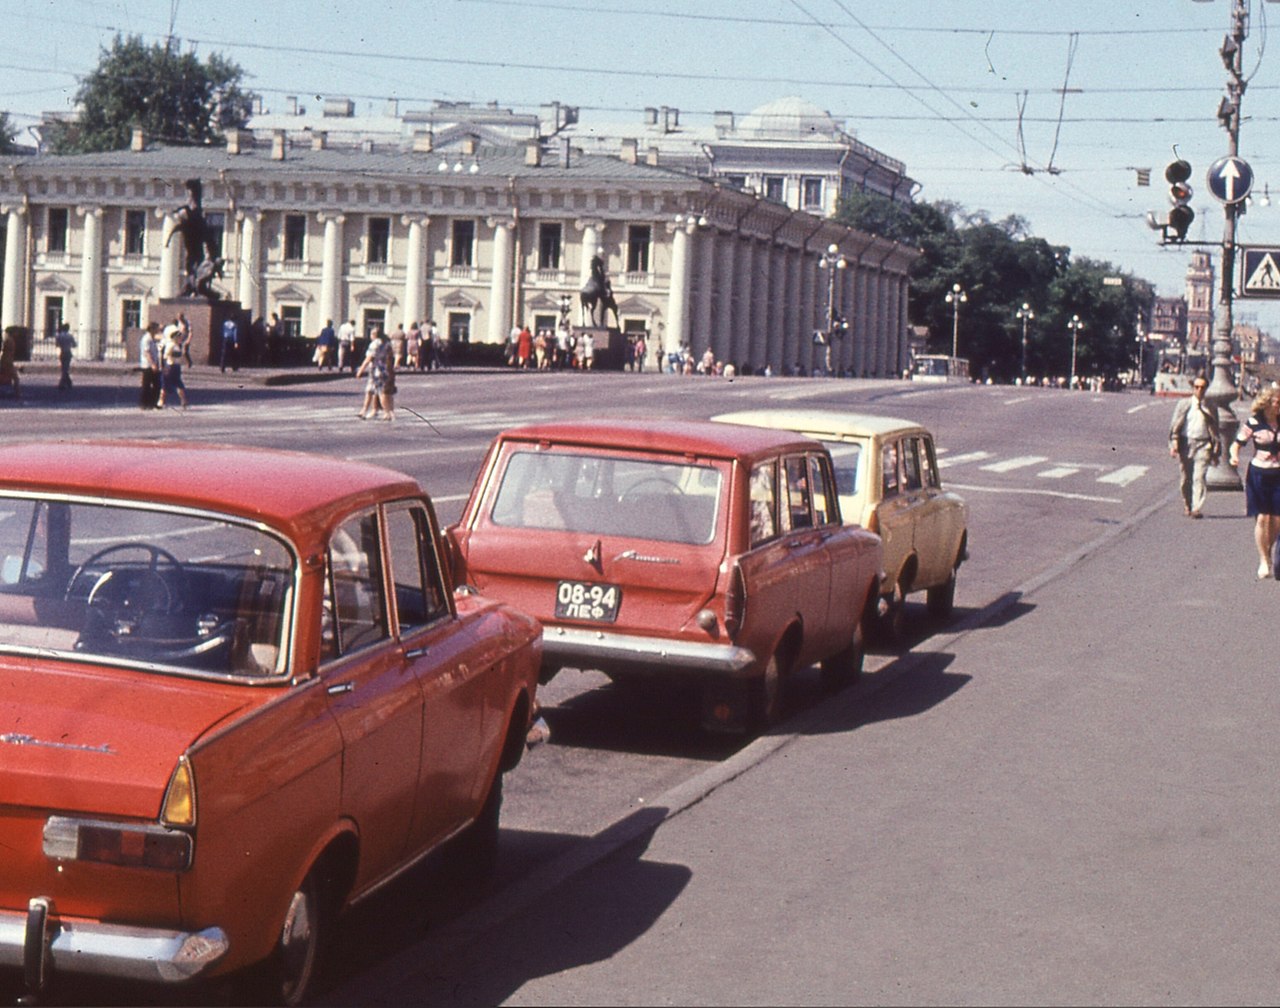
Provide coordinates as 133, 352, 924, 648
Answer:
320, 809, 691, 1006
803, 651, 971, 737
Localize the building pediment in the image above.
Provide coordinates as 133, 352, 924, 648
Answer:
440, 288, 480, 309
35, 274, 74, 293
616, 295, 657, 314
113, 277, 152, 297
352, 285, 395, 306
272, 282, 314, 303
525, 292, 563, 311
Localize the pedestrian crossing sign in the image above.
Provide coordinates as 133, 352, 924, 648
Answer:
1241, 247, 1280, 297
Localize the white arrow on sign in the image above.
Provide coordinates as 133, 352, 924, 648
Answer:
1220, 160, 1243, 201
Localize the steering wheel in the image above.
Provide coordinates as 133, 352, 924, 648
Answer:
65, 543, 187, 636
619, 477, 685, 503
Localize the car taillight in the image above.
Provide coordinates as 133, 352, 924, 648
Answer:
161, 755, 196, 828
43, 817, 193, 871
724, 564, 745, 639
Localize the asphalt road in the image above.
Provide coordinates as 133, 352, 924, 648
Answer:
1, 365, 1194, 1004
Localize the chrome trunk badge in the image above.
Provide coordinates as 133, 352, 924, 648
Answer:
0, 732, 115, 754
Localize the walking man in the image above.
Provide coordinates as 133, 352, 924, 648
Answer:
220, 315, 240, 373
1169, 375, 1221, 518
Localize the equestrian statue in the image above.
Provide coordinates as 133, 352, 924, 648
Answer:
579, 251, 620, 328
166, 178, 226, 300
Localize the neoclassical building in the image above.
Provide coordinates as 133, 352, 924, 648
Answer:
0, 125, 918, 375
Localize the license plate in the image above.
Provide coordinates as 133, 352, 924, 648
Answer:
554, 580, 622, 622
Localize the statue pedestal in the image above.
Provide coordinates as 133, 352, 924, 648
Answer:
148, 299, 251, 366
577, 326, 625, 370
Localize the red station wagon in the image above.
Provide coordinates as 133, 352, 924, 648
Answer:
449, 419, 884, 732
0, 442, 542, 1005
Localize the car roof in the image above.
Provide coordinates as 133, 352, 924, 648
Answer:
493, 417, 824, 459
0, 441, 422, 531
711, 408, 930, 440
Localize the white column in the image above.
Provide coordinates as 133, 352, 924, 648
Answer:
488, 217, 515, 345
77, 207, 104, 356
576, 219, 602, 287
714, 234, 736, 361
852, 263, 868, 377
1, 205, 28, 331
319, 213, 345, 329
692, 228, 715, 356
157, 208, 180, 299
237, 210, 261, 316
786, 247, 803, 375
666, 218, 695, 356
402, 215, 429, 326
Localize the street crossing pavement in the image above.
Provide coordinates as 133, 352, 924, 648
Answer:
936, 445, 1150, 488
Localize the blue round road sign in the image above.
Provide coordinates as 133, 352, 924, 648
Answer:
1207, 156, 1253, 204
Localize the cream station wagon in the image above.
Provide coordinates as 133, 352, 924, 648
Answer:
713, 409, 968, 641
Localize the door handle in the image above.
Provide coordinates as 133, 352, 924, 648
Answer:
326, 682, 354, 696
405, 646, 429, 659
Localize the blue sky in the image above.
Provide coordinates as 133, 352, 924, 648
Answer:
6, 0, 1280, 331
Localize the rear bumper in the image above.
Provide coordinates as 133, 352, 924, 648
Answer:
541, 624, 756, 677
0, 897, 229, 986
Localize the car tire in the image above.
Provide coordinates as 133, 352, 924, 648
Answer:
926, 567, 957, 621
749, 652, 786, 731
241, 870, 323, 1007
462, 771, 503, 876
820, 611, 866, 693
878, 579, 908, 645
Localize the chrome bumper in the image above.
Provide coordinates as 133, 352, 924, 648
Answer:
0, 897, 229, 986
541, 624, 756, 677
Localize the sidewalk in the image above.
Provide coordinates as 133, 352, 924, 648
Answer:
331, 482, 1280, 1006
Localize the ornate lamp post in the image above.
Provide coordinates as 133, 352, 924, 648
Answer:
1067, 314, 1084, 388
945, 283, 967, 360
1016, 302, 1034, 384
819, 243, 848, 375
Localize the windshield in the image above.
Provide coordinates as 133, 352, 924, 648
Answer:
0, 496, 295, 679
490, 450, 722, 545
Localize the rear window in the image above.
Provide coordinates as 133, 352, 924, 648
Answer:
823, 441, 862, 496
489, 449, 722, 545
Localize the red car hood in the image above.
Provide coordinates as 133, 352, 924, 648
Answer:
0, 660, 260, 819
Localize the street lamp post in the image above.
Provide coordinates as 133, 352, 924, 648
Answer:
1067, 314, 1084, 388
819, 243, 848, 375
1016, 302, 1034, 385
944, 283, 967, 360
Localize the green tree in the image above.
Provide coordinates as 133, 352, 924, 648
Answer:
0, 112, 19, 154
47, 35, 252, 154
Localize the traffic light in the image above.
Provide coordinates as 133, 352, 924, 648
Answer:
1166, 159, 1195, 242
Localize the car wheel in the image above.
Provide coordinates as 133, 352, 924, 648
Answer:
878, 579, 908, 645
242, 871, 322, 1007
462, 772, 503, 876
749, 652, 786, 731
926, 567, 957, 621
820, 612, 865, 693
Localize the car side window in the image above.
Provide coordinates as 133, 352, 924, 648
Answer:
921, 437, 941, 488
809, 454, 837, 526
881, 441, 900, 498
749, 460, 778, 545
781, 455, 812, 531
902, 438, 923, 492
385, 503, 450, 634
322, 511, 389, 661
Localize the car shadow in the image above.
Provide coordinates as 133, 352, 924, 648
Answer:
800, 651, 972, 737
318, 810, 692, 1006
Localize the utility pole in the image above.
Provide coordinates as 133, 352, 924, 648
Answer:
1204, 0, 1249, 491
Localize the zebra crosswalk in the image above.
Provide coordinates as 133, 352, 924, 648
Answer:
937, 447, 1149, 488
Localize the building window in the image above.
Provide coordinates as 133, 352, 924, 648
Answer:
362, 308, 386, 340
764, 175, 785, 203
124, 210, 146, 256
627, 225, 651, 273
802, 177, 824, 210
47, 208, 68, 253
367, 217, 390, 265
284, 214, 306, 262
451, 220, 475, 267
723, 174, 747, 190
121, 299, 142, 333
280, 304, 303, 340
43, 296, 63, 339
205, 212, 225, 256
448, 311, 471, 344
538, 223, 562, 270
